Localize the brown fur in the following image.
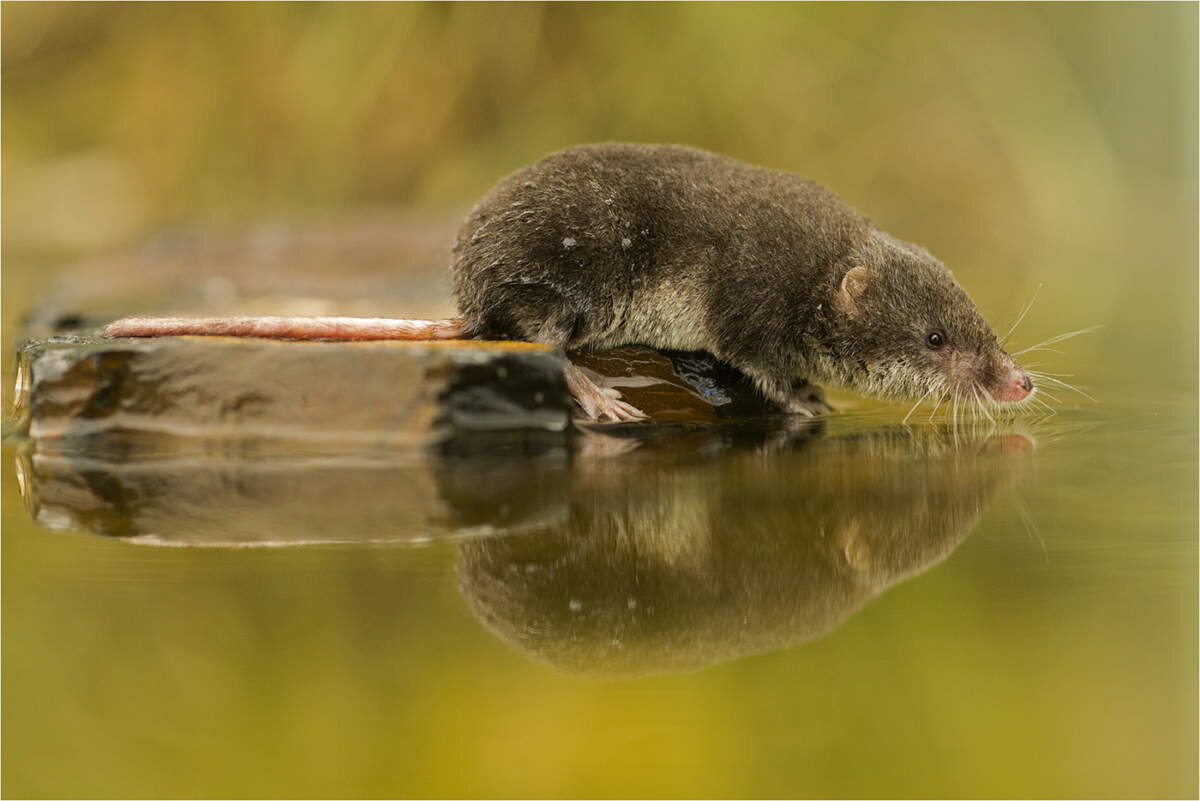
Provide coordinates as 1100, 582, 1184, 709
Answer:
452, 143, 1030, 410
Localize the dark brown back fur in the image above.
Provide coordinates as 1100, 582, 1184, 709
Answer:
452, 144, 868, 353
451, 143, 1014, 405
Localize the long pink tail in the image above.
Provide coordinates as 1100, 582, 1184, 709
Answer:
102, 316, 468, 341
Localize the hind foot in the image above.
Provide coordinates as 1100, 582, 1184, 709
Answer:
564, 362, 647, 423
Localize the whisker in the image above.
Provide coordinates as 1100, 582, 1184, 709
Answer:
974, 384, 996, 426
979, 398, 998, 429
1000, 282, 1043, 346
1013, 495, 1048, 562
1030, 395, 1057, 416
988, 386, 1004, 422
1027, 373, 1097, 402
1012, 325, 1102, 356
928, 388, 949, 422
903, 386, 936, 425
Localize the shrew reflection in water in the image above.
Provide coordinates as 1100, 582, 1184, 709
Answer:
16, 417, 1031, 677
454, 422, 1031, 676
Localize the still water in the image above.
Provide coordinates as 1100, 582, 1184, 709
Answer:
2, 395, 1196, 797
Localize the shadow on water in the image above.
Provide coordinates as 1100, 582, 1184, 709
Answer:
12, 416, 1032, 675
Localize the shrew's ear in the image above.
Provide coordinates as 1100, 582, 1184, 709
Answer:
834, 266, 869, 317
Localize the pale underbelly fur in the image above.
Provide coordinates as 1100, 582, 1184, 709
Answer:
593, 273, 712, 353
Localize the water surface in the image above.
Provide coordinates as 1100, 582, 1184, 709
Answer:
3, 395, 1195, 798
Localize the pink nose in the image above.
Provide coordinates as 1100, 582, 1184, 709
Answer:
991, 368, 1033, 403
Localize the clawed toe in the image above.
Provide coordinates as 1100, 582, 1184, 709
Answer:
784, 398, 832, 417
783, 382, 832, 416
602, 397, 648, 422
564, 361, 648, 423
787, 402, 819, 417
577, 392, 647, 423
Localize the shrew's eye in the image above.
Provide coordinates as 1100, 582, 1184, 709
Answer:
927, 331, 944, 349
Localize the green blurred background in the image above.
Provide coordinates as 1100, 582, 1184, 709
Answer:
4, 2, 1197, 392
2, 3, 1196, 798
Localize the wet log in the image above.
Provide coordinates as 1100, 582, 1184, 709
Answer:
12, 334, 571, 451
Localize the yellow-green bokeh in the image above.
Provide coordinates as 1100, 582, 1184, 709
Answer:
2, 3, 1196, 798
3, 3, 1197, 394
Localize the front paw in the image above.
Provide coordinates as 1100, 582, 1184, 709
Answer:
782, 382, 833, 416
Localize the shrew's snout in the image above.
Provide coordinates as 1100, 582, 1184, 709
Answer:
991, 366, 1033, 403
